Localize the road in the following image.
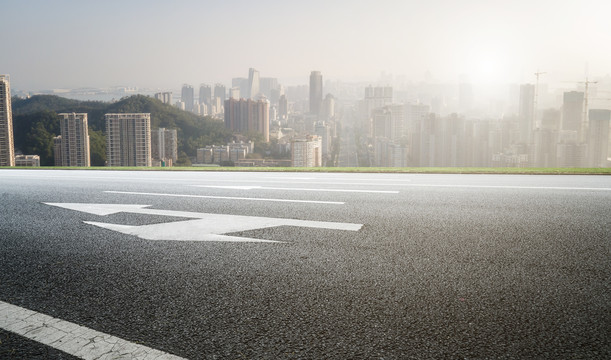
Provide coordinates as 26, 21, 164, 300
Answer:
1, 170, 610, 359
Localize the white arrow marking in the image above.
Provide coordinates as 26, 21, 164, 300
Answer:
44, 203, 362, 243
195, 185, 399, 194
103, 191, 344, 205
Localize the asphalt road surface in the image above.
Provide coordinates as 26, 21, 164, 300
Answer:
1, 170, 610, 359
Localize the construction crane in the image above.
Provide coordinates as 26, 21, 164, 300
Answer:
533, 71, 546, 128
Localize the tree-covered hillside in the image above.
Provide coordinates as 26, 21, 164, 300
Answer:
12, 95, 233, 166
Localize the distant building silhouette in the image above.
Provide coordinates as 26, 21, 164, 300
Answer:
309, 71, 323, 116
181, 84, 194, 112
248, 68, 260, 99
214, 84, 226, 103
518, 84, 535, 144
199, 84, 212, 107
154, 92, 172, 105
561, 91, 584, 134
587, 109, 610, 167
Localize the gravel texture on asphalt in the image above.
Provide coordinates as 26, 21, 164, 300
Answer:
1, 170, 610, 359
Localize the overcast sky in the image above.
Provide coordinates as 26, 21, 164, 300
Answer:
2, 0, 610, 90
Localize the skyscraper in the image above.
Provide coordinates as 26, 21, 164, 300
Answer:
105, 113, 151, 167
309, 71, 323, 115
562, 91, 584, 134
248, 68, 260, 99
586, 109, 610, 167
224, 98, 269, 142
151, 128, 178, 167
518, 84, 535, 144
0, 75, 15, 166
181, 84, 194, 112
214, 84, 226, 103
199, 84, 212, 106
58, 113, 90, 167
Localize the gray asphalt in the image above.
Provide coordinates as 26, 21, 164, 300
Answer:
1, 170, 610, 359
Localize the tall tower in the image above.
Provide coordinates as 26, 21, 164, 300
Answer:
248, 68, 260, 99
587, 109, 610, 167
105, 113, 152, 167
151, 128, 178, 166
58, 113, 90, 167
518, 84, 535, 144
214, 84, 226, 103
199, 84, 212, 106
181, 84, 194, 112
562, 91, 584, 134
0, 75, 15, 166
309, 71, 323, 116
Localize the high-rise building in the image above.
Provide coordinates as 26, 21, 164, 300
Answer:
322, 93, 335, 120
214, 84, 226, 103
561, 91, 584, 134
151, 128, 178, 167
57, 113, 90, 167
309, 71, 323, 115
105, 113, 152, 167
0, 75, 15, 166
229, 87, 240, 99
292, 135, 322, 167
248, 68, 260, 99
154, 92, 173, 105
518, 84, 535, 144
181, 84, 194, 112
260, 77, 278, 99
232, 78, 248, 98
199, 84, 212, 106
53, 136, 63, 166
586, 109, 610, 167
278, 95, 288, 121
224, 98, 269, 142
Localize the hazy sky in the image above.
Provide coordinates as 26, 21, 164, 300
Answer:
2, 0, 610, 90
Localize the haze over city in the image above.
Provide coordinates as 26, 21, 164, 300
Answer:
3, 0, 610, 90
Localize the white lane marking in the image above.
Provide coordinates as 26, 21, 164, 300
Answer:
195, 179, 416, 186
400, 184, 611, 191
0, 300, 185, 359
194, 185, 399, 194
44, 203, 363, 242
261, 176, 413, 182
103, 191, 344, 205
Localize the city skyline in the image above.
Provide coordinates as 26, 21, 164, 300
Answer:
2, 0, 610, 91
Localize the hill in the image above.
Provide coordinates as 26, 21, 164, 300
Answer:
12, 95, 233, 166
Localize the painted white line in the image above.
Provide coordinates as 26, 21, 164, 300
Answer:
401, 184, 611, 191
0, 300, 185, 359
104, 191, 344, 205
194, 185, 399, 194
195, 179, 415, 186
44, 203, 363, 242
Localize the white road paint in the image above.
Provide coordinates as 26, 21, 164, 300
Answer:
399, 184, 611, 191
0, 300, 185, 360
194, 179, 415, 186
194, 185, 399, 194
44, 203, 363, 243
104, 190, 344, 205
